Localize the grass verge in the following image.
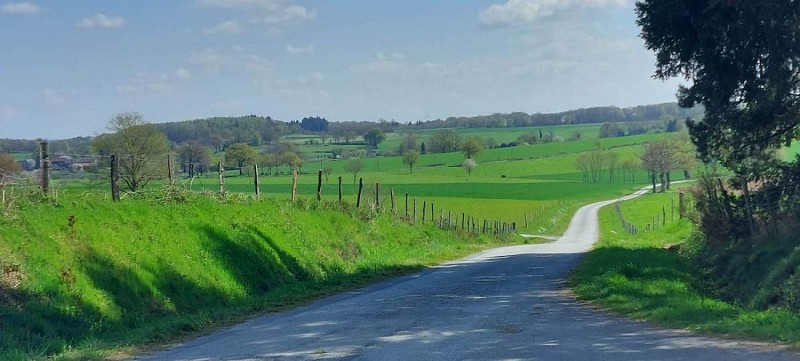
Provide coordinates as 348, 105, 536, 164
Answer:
0, 190, 517, 360
570, 186, 800, 347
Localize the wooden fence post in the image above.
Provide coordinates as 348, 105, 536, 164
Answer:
430, 202, 434, 222
218, 161, 225, 194
338, 176, 343, 202
679, 192, 686, 219
317, 169, 323, 201
356, 178, 363, 208
39, 141, 49, 195
111, 154, 120, 202
390, 188, 396, 212
662, 205, 667, 226
448, 211, 452, 228
405, 193, 409, 217
254, 164, 260, 198
422, 201, 427, 223
413, 197, 417, 222
291, 168, 298, 202
167, 154, 174, 185
375, 183, 380, 208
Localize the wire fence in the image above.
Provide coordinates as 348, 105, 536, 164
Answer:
2, 145, 520, 237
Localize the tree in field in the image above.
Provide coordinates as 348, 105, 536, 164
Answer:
463, 159, 477, 179
92, 112, 169, 192
363, 128, 386, 149
322, 164, 333, 182
224, 143, 258, 176
637, 1, 800, 171
428, 129, 462, 153
344, 158, 365, 184
604, 151, 619, 183
177, 141, 211, 177
402, 150, 419, 174
0, 153, 21, 188
281, 152, 303, 172
575, 153, 591, 183
398, 131, 418, 154
620, 157, 640, 184
461, 137, 484, 159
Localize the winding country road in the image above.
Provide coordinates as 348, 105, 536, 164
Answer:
136, 188, 798, 360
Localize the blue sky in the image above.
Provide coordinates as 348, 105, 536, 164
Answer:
0, 0, 682, 139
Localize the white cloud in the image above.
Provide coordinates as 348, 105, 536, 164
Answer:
479, 0, 627, 27
196, 0, 315, 25
203, 20, 242, 34
285, 43, 314, 55
78, 13, 125, 29
256, 5, 315, 25
176, 67, 192, 80
1, 2, 39, 14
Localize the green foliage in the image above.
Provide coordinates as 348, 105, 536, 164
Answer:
402, 151, 419, 174
571, 187, 800, 346
363, 128, 386, 149
428, 129, 462, 153
637, 1, 800, 168
91, 112, 169, 192
224, 143, 258, 175
461, 137, 484, 159
0, 191, 513, 360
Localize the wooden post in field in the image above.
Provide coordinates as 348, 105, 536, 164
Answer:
39, 141, 49, 195
422, 201, 427, 223
317, 169, 323, 201
111, 154, 120, 202
405, 193, 409, 217
662, 205, 666, 226
390, 188, 396, 212
291, 168, 298, 202
461, 213, 465, 229
356, 178, 363, 208
338, 176, 343, 202
430, 202, 434, 222
524, 214, 529, 228
439, 210, 444, 228
448, 211, 452, 228
413, 197, 417, 222
254, 164, 260, 198
218, 161, 225, 194
1, 189, 5, 206
679, 192, 686, 219
167, 154, 174, 185
375, 183, 380, 208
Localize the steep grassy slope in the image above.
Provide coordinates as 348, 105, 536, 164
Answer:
0, 191, 515, 360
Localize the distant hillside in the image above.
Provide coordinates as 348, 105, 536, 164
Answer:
0, 102, 702, 154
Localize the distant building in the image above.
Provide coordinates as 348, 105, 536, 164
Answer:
71, 156, 97, 171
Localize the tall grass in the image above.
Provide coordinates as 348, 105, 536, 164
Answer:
0, 190, 515, 360
570, 186, 800, 346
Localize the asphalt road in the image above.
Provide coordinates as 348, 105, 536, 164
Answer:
136, 188, 798, 361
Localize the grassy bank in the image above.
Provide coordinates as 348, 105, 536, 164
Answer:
570, 187, 800, 346
0, 190, 516, 360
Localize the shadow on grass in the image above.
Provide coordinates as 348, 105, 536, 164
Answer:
0, 227, 422, 360
572, 246, 739, 327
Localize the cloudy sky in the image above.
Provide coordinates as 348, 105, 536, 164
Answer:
0, 0, 682, 139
